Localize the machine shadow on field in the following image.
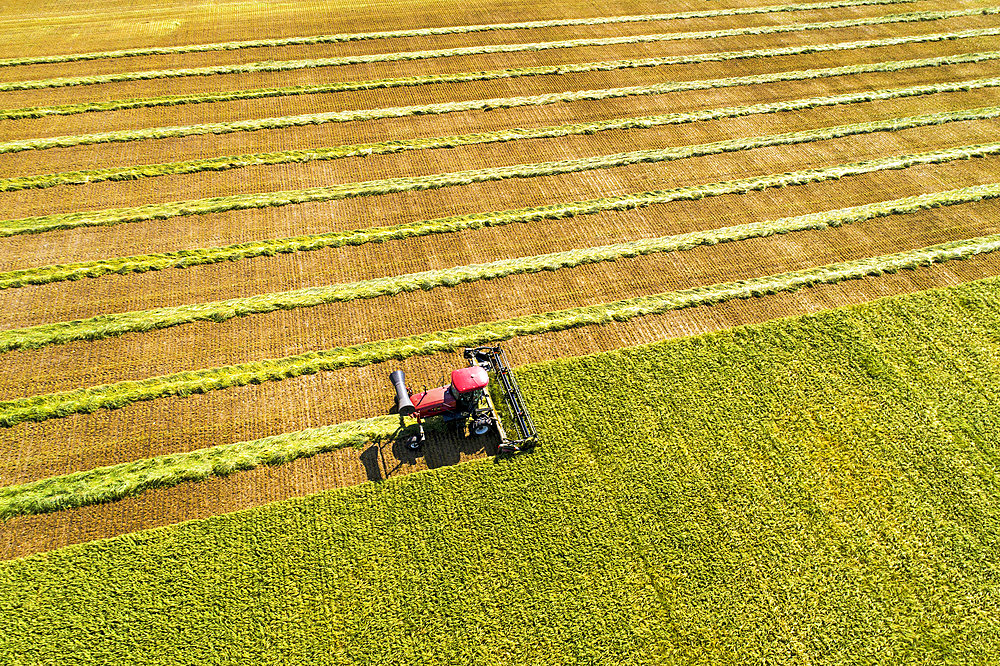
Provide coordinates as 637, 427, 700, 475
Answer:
360, 423, 499, 482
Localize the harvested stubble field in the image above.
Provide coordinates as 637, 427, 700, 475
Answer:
2, 0, 1000, 659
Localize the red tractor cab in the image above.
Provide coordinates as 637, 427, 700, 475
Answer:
389, 346, 538, 454
405, 366, 489, 420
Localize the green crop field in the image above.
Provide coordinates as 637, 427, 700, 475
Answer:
2, 0, 1000, 661
2, 278, 999, 663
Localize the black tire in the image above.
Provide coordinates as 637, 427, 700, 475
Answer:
470, 416, 493, 436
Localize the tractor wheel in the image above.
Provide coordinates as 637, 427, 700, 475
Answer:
470, 416, 493, 436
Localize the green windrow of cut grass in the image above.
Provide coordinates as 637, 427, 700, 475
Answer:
1, 276, 998, 662
4, 30, 999, 133
2, 231, 998, 429
4, 183, 997, 354
5, 76, 997, 194
0, 188, 995, 518
3, 8, 990, 93
0, 415, 401, 519
5, 128, 994, 291
0, 46, 1000, 124
3, 127, 998, 238
0, 0, 914, 68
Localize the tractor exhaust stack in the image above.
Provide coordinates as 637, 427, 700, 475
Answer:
389, 370, 416, 417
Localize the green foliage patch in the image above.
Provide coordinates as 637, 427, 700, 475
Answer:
1, 8, 987, 93
0, 0, 914, 68
1, 277, 998, 662
513, 278, 1000, 662
0, 444, 671, 663
4, 183, 996, 353
2, 231, 998, 428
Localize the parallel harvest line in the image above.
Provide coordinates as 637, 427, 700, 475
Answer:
2, 177, 997, 517
0, 0, 914, 68
2, 106, 996, 290
2, 8, 990, 92
1, 232, 997, 428
3, 177, 997, 354
3, 118, 998, 239
0, 415, 401, 518
4, 75, 998, 194
2, 28, 998, 126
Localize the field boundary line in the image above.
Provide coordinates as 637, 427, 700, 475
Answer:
4, 75, 998, 194
1, 230, 997, 428
0, 415, 399, 519
0, 0, 915, 68
3, 115, 999, 239
2, 8, 990, 93
3, 177, 997, 355
2, 29, 999, 125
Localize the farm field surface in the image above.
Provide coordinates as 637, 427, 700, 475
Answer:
2, 278, 999, 662
1, 0, 999, 658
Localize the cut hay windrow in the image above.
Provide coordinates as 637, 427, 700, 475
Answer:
0, 415, 399, 519
1, 232, 997, 428
4, 182, 996, 354
1, 8, 989, 93
0, 0, 914, 68
3, 30, 999, 126
7, 121, 999, 291
3, 120, 998, 239
5, 75, 998, 194
9, 43, 1000, 125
